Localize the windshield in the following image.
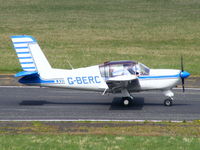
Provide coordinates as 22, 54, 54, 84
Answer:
137, 63, 150, 75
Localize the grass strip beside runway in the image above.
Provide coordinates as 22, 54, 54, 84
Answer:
0, 121, 200, 149
0, 0, 200, 75
0, 135, 200, 150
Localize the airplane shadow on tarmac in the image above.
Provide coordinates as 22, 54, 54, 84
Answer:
19, 97, 145, 110
19, 97, 189, 110
19, 100, 111, 106
109, 97, 144, 110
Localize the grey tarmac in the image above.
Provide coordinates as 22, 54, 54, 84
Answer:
0, 87, 200, 121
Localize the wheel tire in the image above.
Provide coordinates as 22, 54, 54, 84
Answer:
164, 99, 173, 106
122, 97, 132, 106
123, 99, 129, 106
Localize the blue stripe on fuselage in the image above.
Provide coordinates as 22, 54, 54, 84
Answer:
138, 74, 180, 79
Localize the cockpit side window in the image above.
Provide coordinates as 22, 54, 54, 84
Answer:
99, 61, 138, 80
110, 64, 124, 77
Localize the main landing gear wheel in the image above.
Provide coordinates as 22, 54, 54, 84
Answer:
164, 98, 173, 106
122, 97, 133, 106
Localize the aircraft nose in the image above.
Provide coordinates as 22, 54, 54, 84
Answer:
180, 71, 190, 79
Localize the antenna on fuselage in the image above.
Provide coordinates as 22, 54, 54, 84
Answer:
64, 54, 74, 70
67, 60, 74, 69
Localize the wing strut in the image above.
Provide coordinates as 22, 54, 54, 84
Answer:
102, 88, 108, 95
121, 89, 131, 97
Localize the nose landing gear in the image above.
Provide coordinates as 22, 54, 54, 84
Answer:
164, 98, 173, 106
163, 90, 174, 106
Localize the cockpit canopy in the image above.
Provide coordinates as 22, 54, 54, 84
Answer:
99, 60, 150, 79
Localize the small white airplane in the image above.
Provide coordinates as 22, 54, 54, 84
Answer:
11, 35, 190, 106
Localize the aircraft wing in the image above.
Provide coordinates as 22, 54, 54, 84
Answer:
106, 75, 137, 82
106, 75, 140, 93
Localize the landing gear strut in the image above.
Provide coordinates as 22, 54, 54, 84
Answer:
121, 89, 134, 106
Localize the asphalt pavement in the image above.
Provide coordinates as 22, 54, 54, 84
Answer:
0, 87, 200, 121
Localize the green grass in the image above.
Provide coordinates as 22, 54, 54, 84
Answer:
0, 121, 200, 149
0, 135, 200, 150
0, 0, 200, 75
1, 121, 200, 136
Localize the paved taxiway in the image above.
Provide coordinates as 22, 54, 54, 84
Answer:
0, 87, 200, 121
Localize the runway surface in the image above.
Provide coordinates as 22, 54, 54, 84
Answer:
0, 87, 200, 121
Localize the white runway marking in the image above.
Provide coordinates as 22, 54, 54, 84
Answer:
0, 119, 184, 123
0, 86, 41, 88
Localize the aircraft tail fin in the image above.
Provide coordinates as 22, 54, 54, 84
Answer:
11, 35, 52, 75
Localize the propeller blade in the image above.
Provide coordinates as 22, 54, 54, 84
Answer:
182, 78, 185, 92
181, 56, 185, 92
181, 56, 184, 72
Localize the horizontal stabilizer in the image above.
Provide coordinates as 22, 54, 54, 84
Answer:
15, 71, 38, 77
